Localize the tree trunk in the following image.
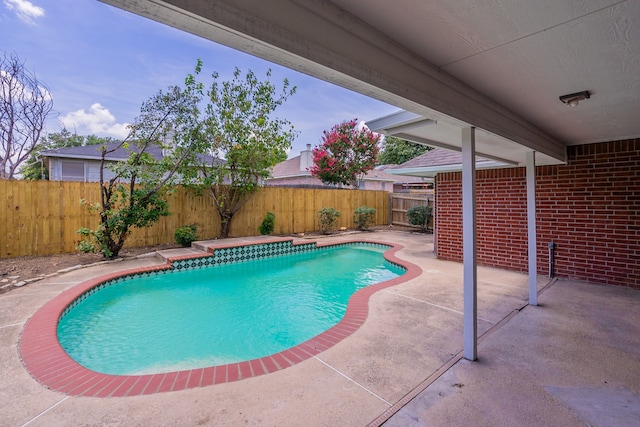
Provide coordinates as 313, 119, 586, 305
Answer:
219, 213, 233, 238
106, 240, 125, 259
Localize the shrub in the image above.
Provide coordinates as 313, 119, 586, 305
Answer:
353, 206, 376, 230
407, 205, 432, 232
259, 212, 276, 235
174, 224, 198, 247
76, 227, 113, 258
318, 207, 341, 234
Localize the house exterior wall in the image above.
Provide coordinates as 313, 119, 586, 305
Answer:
266, 175, 326, 187
435, 139, 639, 288
48, 158, 117, 182
266, 175, 392, 192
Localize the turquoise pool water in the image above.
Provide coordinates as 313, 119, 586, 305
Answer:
57, 243, 404, 375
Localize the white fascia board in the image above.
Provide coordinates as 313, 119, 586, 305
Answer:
388, 160, 511, 177
42, 153, 124, 162
386, 167, 439, 178
365, 111, 424, 132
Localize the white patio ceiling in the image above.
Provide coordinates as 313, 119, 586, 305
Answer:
101, 0, 640, 167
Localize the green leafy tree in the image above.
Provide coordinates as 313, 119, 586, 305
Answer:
309, 119, 380, 189
192, 67, 297, 238
378, 136, 431, 165
1, 52, 54, 179
20, 129, 115, 180
77, 69, 203, 258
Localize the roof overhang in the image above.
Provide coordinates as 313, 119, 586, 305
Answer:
100, 0, 568, 167
387, 161, 511, 179
367, 110, 563, 167
41, 153, 122, 162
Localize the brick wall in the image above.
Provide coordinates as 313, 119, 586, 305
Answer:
435, 139, 639, 288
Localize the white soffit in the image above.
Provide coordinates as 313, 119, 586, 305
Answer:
334, 0, 640, 146
100, 0, 640, 165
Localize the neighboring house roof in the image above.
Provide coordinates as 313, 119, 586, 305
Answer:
387, 148, 510, 178
270, 155, 308, 179
41, 142, 157, 161
41, 142, 220, 165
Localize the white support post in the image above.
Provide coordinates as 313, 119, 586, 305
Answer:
462, 127, 477, 361
526, 151, 538, 305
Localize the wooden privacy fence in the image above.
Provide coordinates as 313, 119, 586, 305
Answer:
0, 180, 388, 258
389, 193, 434, 228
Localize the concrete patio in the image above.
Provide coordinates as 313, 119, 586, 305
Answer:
1, 230, 638, 426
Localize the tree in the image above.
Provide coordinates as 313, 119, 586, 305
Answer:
20, 129, 115, 180
77, 71, 203, 258
378, 135, 431, 165
192, 67, 297, 238
309, 119, 380, 189
0, 52, 54, 179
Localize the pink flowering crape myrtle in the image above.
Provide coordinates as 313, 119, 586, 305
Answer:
308, 119, 380, 189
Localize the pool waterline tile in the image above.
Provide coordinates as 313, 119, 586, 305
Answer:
18, 238, 421, 397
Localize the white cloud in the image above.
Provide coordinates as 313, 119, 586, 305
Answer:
4, 0, 44, 24
0, 69, 52, 102
60, 103, 130, 139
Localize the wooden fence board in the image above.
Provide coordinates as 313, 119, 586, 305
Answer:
0, 181, 388, 258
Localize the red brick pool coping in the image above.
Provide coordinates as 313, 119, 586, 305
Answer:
19, 238, 422, 397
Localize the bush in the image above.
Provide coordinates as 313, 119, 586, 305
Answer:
353, 206, 376, 230
76, 227, 113, 258
174, 224, 198, 247
318, 207, 341, 234
259, 212, 276, 235
407, 205, 432, 232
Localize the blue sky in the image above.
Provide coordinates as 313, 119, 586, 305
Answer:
1, 0, 397, 157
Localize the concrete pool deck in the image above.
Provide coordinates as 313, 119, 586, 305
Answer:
1, 231, 638, 426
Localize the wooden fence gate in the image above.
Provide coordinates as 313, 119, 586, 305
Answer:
389, 193, 433, 228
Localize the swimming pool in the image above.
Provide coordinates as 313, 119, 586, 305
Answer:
57, 243, 404, 375
19, 238, 421, 397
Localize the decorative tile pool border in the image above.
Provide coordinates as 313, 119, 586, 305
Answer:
180, 241, 400, 267
174, 240, 322, 270
19, 238, 422, 398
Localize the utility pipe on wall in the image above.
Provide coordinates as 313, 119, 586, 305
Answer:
548, 241, 555, 278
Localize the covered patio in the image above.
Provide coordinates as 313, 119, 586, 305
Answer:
100, 0, 640, 362
13, 0, 636, 424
